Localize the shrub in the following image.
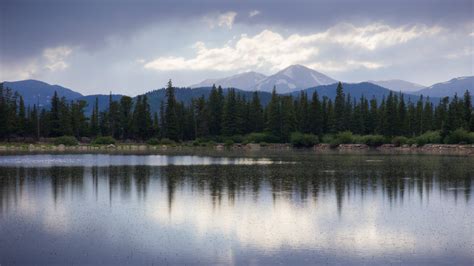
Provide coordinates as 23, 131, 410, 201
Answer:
92, 136, 116, 145
321, 134, 335, 144
329, 131, 354, 147
229, 135, 244, 143
360, 135, 386, 147
245, 132, 280, 143
406, 138, 417, 146
146, 138, 160, 145
159, 138, 176, 145
224, 139, 234, 147
391, 136, 409, 147
444, 128, 474, 144
54, 136, 78, 146
415, 131, 441, 146
290, 132, 319, 147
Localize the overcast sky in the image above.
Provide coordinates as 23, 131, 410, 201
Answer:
1, 0, 473, 95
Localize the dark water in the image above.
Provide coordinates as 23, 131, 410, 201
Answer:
0, 153, 473, 265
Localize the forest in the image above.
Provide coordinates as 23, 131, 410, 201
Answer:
0, 80, 473, 146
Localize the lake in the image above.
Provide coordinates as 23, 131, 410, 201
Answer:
0, 153, 473, 265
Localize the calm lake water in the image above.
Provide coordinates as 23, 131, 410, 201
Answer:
0, 153, 473, 265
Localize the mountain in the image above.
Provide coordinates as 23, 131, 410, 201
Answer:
3, 79, 83, 107
77, 94, 124, 115
295, 82, 440, 104
368, 79, 425, 92
254, 64, 337, 93
413, 76, 474, 97
190, 71, 267, 90
144, 87, 272, 114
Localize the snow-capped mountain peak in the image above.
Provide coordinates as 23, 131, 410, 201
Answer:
189, 64, 337, 93
190, 71, 266, 90
253, 64, 337, 93
368, 79, 426, 92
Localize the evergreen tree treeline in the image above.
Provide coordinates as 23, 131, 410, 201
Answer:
0, 81, 473, 142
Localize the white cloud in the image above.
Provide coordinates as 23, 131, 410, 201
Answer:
249, 10, 260, 17
0, 46, 73, 81
144, 23, 439, 73
318, 23, 442, 50
308, 60, 385, 72
43, 46, 72, 71
203, 11, 237, 29
144, 30, 319, 72
444, 47, 473, 59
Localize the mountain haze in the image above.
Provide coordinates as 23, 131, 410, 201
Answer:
3, 79, 83, 107
254, 64, 337, 93
369, 79, 425, 92
413, 76, 474, 97
295, 82, 440, 105
190, 71, 267, 90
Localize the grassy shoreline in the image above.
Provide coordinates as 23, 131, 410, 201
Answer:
0, 142, 473, 156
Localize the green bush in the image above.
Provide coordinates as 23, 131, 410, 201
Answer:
228, 135, 244, 143
224, 139, 234, 147
146, 138, 160, 145
92, 136, 116, 145
415, 131, 442, 146
406, 138, 417, 146
321, 134, 335, 144
391, 136, 409, 147
360, 135, 386, 147
290, 132, 319, 147
54, 136, 78, 146
159, 138, 176, 145
444, 128, 474, 144
245, 132, 280, 143
329, 131, 354, 147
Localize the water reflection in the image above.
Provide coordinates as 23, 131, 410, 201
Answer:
0, 154, 472, 264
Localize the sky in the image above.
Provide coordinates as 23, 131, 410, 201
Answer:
1, 0, 473, 95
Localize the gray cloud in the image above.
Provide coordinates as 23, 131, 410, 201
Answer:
0, 0, 472, 94
2, 0, 472, 61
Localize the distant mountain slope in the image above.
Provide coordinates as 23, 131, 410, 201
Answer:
413, 76, 473, 97
254, 64, 337, 93
77, 94, 124, 115
144, 87, 272, 114
190, 71, 267, 90
295, 82, 440, 104
3, 79, 83, 107
369, 79, 425, 92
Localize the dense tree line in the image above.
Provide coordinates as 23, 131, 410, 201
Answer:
0, 81, 473, 143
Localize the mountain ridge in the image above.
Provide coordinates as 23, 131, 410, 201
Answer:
368, 79, 426, 92
413, 76, 473, 97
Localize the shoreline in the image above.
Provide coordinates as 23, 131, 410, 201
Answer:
0, 143, 473, 156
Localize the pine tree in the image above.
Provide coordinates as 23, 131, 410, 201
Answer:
17, 96, 26, 136
309, 91, 322, 136
249, 91, 264, 132
266, 87, 281, 138
397, 94, 408, 136
90, 97, 100, 137
462, 90, 472, 129
334, 82, 346, 132
280, 96, 296, 142
221, 89, 238, 136
195, 96, 210, 138
367, 97, 378, 134
164, 80, 179, 141
119, 96, 133, 139
208, 85, 224, 136
422, 99, 433, 132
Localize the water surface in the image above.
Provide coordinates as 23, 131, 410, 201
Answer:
0, 153, 473, 265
